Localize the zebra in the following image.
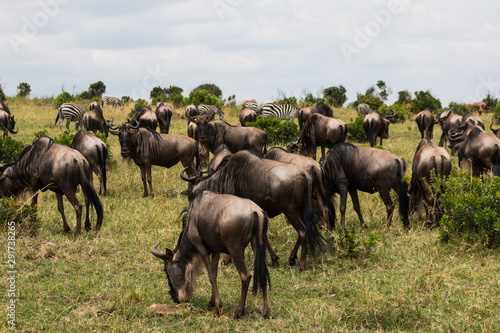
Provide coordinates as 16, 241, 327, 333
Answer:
198, 104, 224, 120
261, 103, 300, 120
55, 103, 87, 131
243, 101, 261, 114
101, 96, 124, 110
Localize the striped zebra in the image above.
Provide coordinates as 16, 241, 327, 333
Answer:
55, 103, 86, 131
198, 104, 224, 120
243, 101, 261, 114
261, 103, 300, 120
101, 96, 123, 110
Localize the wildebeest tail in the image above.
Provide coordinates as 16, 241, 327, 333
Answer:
416, 114, 425, 138
396, 160, 410, 230
312, 167, 336, 230
81, 179, 103, 230
303, 174, 325, 256
493, 144, 500, 177
252, 212, 271, 295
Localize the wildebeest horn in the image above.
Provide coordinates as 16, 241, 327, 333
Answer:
109, 121, 120, 130
129, 118, 140, 129
150, 242, 172, 261
384, 110, 396, 119
490, 122, 500, 134
180, 166, 197, 183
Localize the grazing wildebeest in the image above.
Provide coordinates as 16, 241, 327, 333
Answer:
298, 103, 333, 131
132, 107, 158, 131
448, 123, 500, 178
155, 102, 173, 134
110, 121, 199, 197
461, 110, 484, 130
81, 108, 113, 137
357, 103, 371, 116
239, 107, 258, 127
408, 139, 451, 226
489, 122, 500, 139
150, 190, 272, 319
0, 110, 17, 137
289, 114, 347, 163
363, 110, 396, 147
415, 108, 435, 139
437, 107, 462, 148
180, 150, 326, 271
185, 104, 199, 124
197, 119, 267, 156
0, 137, 103, 235
321, 143, 409, 229
264, 147, 336, 230
71, 130, 108, 196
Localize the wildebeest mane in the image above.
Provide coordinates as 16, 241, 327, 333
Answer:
316, 102, 333, 117
131, 128, 163, 160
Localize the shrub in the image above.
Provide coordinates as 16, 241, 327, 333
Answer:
247, 116, 299, 146
187, 89, 223, 108
440, 171, 500, 248
326, 228, 380, 259
54, 92, 74, 108
53, 130, 75, 147
1, 198, 39, 237
128, 99, 150, 118
0, 136, 25, 163
448, 102, 469, 115
346, 116, 367, 142
380, 104, 411, 122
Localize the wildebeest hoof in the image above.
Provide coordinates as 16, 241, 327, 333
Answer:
233, 311, 244, 319
288, 257, 296, 266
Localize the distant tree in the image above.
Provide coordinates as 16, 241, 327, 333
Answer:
122, 96, 132, 103
323, 85, 347, 107
164, 85, 184, 107
483, 92, 498, 111
0, 86, 6, 102
411, 90, 442, 112
88, 81, 106, 99
150, 86, 167, 100
395, 90, 412, 105
193, 83, 222, 99
376, 80, 391, 102
188, 89, 223, 108
16, 82, 31, 98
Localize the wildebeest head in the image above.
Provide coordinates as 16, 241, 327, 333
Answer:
109, 120, 140, 158
193, 115, 213, 144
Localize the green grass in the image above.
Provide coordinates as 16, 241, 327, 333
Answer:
1, 99, 499, 332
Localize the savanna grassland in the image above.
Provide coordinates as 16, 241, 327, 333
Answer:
1, 99, 499, 332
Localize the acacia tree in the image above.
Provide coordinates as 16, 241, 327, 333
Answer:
17, 82, 31, 98
88, 81, 106, 99
323, 85, 347, 107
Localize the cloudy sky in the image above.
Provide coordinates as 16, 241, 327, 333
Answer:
1, 0, 500, 106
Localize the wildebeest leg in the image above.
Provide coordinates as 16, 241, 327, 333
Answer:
339, 187, 349, 228
231, 252, 251, 319
65, 192, 83, 235
378, 190, 395, 228
263, 233, 279, 267
56, 193, 71, 233
349, 189, 367, 228
207, 252, 221, 309
139, 165, 153, 197
288, 236, 301, 267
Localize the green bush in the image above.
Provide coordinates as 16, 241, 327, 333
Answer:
0, 136, 25, 163
326, 228, 380, 259
448, 102, 469, 115
440, 171, 500, 248
346, 116, 367, 142
1, 198, 39, 237
379, 104, 412, 122
54, 92, 74, 108
53, 130, 75, 147
128, 99, 150, 118
247, 116, 299, 146
187, 89, 223, 108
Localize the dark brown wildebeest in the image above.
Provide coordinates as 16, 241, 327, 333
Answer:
81, 108, 113, 137
289, 114, 347, 163
0, 110, 17, 137
489, 122, 500, 139
180, 150, 325, 271
188, 115, 212, 168
264, 147, 336, 230
0, 137, 103, 235
239, 107, 258, 127
415, 108, 436, 139
437, 107, 463, 148
132, 107, 158, 131
448, 122, 500, 177
185, 104, 199, 124
110, 121, 199, 197
321, 143, 409, 229
363, 110, 396, 147
155, 102, 173, 134
150, 190, 272, 319
298, 102, 333, 131
408, 139, 451, 226
206, 144, 232, 175
461, 110, 484, 130
357, 103, 371, 116
71, 130, 108, 196
197, 119, 267, 156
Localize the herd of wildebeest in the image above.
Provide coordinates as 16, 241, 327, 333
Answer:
1, 98, 499, 318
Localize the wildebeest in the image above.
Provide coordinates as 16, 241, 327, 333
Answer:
437, 107, 462, 148
0, 101, 12, 114
81, 107, 113, 137
185, 104, 199, 124
357, 103, 371, 116
408, 139, 451, 226
196, 119, 267, 156
0, 110, 17, 137
0, 137, 103, 235
298, 103, 333, 131
288, 114, 347, 163
363, 110, 396, 147
150, 190, 272, 319
461, 110, 484, 130
155, 102, 173, 134
415, 108, 436, 139
264, 147, 336, 230
188, 115, 212, 168
206, 144, 233, 175
489, 122, 500, 139
71, 130, 108, 196
110, 121, 199, 197
321, 143, 409, 229
239, 107, 258, 127
132, 107, 157, 131
448, 122, 500, 177
180, 150, 326, 271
